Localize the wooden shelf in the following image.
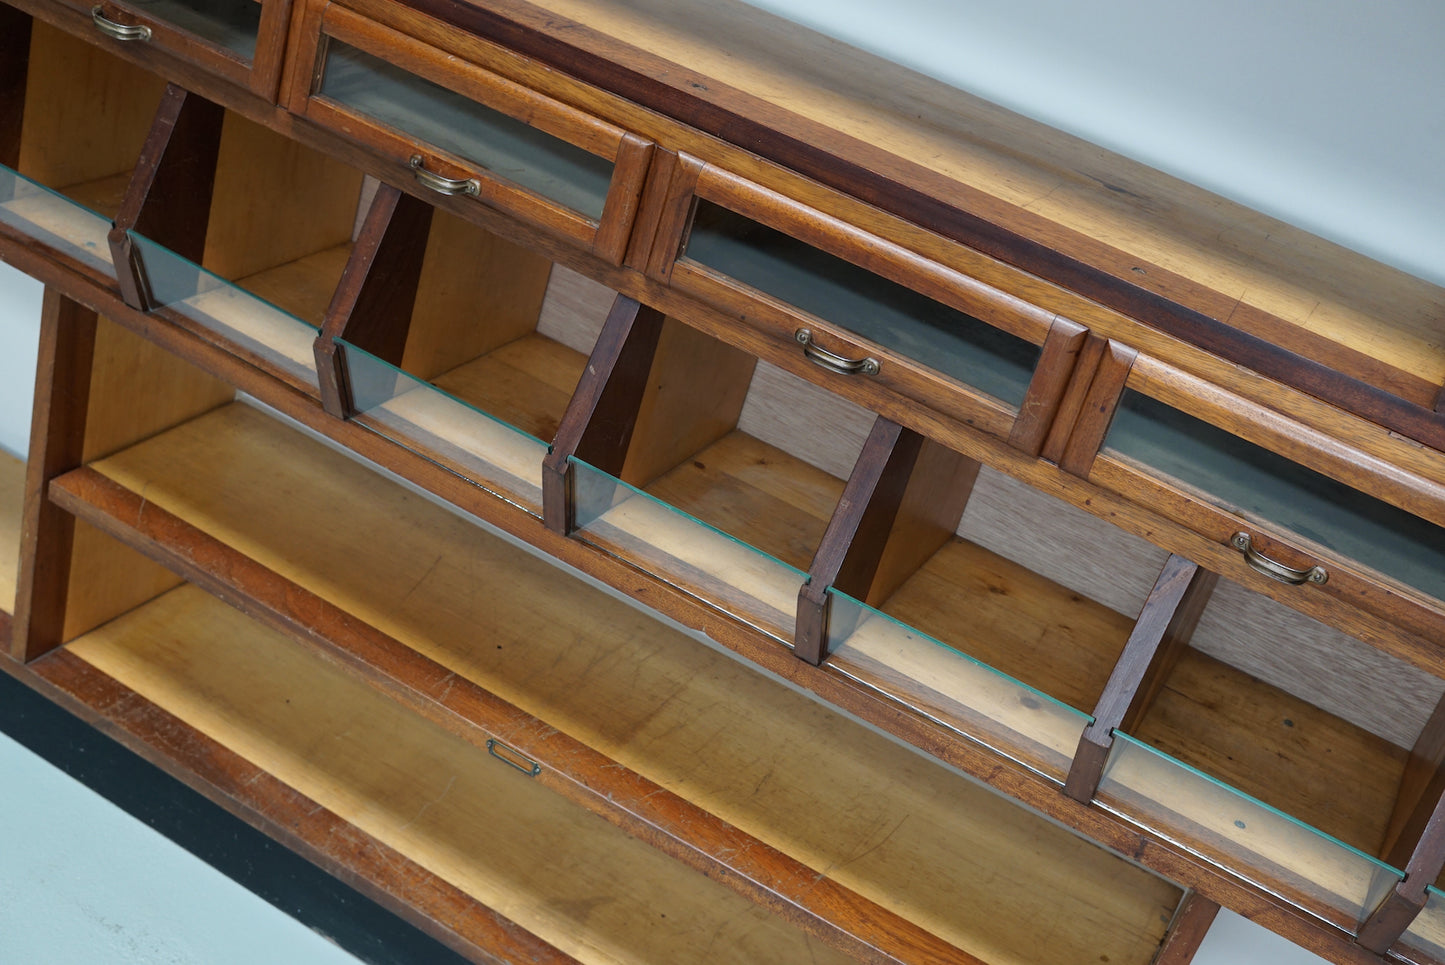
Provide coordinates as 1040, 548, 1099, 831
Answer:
62, 582, 860, 965
71, 399, 1183, 965
429, 331, 589, 446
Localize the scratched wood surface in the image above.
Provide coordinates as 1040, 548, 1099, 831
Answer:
65, 583, 857, 965
86, 401, 1181, 965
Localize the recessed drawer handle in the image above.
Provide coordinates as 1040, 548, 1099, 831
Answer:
486, 738, 541, 776
1231, 532, 1327, 586
795, 328, 879, 377
92, 6, 151, 41
410, 155, 480, 197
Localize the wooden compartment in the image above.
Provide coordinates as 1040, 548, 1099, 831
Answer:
323, 183, 620, 517
0, 15, 166, 278
110, 85, 365, 394
645, 155, 1086, 452
51, 394, 1186, 965
287, 0, 652, 263
547, 299, 877, 643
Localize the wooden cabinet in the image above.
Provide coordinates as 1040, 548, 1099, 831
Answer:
3, 1, 1445, 964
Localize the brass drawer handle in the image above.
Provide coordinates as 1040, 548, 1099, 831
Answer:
410, 155, 479, 197
92, 5, 152, 41
486, 738, 541, 776
1231, 532, 1327, 586
795, 328, 879, 377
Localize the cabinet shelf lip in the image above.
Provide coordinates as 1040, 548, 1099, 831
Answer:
43, 461, 966, 965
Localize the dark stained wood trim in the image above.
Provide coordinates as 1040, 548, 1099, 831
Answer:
48, 465, 975, 965
0, 5, 31, 170
9, 290, 97, 663
109, 84, 226, 309
1153, 892, 1220, 965
403, 0, 1445, 452
315, 182, 433, 417
1064, 555, 1217, 803
1060, 340, 1137, 476
542, 293, 666, 533
13, 647, 566, 965
1008, 315, 1086, 456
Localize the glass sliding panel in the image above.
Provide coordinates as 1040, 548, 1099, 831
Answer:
682, 201, 1041, 408
343, 340, 548, 515
1400, 886, 1445, 961
1104, 390, 1445, 603
1097, 732, 1403, 931
571, 458, 806, 642
126, 0, 262, 60
316, 41, 614, 221
0, 167, 115, 278
825, 588, 1089, 782
129, 232, 317, 384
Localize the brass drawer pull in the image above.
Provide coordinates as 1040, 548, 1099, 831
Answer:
410, 155, 480, 197
795, 328, 879, 377
486, 738, 541, 776
1231, 532, 1327, 586
92, 6, 152, 41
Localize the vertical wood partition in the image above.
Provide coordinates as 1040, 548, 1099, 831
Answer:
0, 5, 29, 170
1064, 554, 1218, 803
796, 417, 978, 665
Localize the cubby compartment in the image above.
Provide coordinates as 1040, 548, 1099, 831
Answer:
49, 389, 1185, 965
548, 301, 875, 643
327, 184, 618, 516
0, 15, 166, 279
112, 86, 365, 393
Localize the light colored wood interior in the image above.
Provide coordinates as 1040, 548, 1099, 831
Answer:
0, 449, 23, 614
65, 584, 858, 965
530, 0, 1445, 387
18, 22, 166, 194
878, 538, 1132, 713
87, 401, 1182, 965
205, 112, 364, 282
1137, 647, 1408, 860
236, 243, 353, 326
431, 333, 588, 442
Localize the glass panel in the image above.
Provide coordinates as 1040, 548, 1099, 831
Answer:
825, 588, 1089, 782
126, 0, 261, 60
317, 41, 614, 221
1400, 886, 1445, 961
571, 458, 806, 642
1105, 389, 1445, 603
1097, 732, 1403, 931
682, 201, 1041, 408
344, 340, 548, 516
129, 232, 317, 384
0, 167, 115, 278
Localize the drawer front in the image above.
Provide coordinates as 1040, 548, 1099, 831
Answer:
290, 1, 651, 264
84, 0, 291, 99
1067, 347, 1445, 642
645, 154, 1086, 453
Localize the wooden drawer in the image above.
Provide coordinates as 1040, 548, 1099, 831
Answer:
643, 154, 1086, 453
75, 0, 289, 100
1060, 344, 1445, 655
286, 0, 652, 264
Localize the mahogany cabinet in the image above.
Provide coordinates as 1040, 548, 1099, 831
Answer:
2, 0, 1444, 963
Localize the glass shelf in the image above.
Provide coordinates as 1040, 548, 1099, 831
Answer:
1097, 731, 1403, 932
0, 167, 116, 279
128, 231, 318, 385
571, 457, 808, 643
343, 340, 550, 516
825, 587, 1090, 782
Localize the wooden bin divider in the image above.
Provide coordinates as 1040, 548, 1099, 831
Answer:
315, 182, 434, 417
109, 84, 225, 312
0, 5, 31, 170
1063, 553, 1218, 803
795, 417, 978, 665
